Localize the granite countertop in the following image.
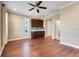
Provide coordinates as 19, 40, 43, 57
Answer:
31, 27, 45, 32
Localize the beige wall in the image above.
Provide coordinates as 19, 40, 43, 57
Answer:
60, 2, 79, 47
8, 13, 31, 40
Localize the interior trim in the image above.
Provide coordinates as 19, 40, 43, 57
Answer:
60, 41, 79, 49
8, 36, 52, 42
8, 38, 31, 42
0, 44, 6, 56
59, 2, 78, 9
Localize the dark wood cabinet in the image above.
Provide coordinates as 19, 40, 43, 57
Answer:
31, 19, 45, 38
31, 31, 45, 38
31, 19, 43, 28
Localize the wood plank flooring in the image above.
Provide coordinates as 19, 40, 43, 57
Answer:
1, 37, 79, 57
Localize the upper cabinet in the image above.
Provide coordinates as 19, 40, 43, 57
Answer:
31, 19, 43, 28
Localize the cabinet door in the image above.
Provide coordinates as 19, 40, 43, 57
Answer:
31, 31, 45, 38
31, 19, 43, 27
31, 32, 34, 38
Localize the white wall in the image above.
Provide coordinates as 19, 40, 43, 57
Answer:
60, 2, 79, 47
43, 15, 60, 39
47, 19, 52, 36
52, 14, 60, 39
55, 20, 60, 39
2, 12, 8, 45
0, 2, 8, 55
44, 18, 53, 37
1, 3, 8, 46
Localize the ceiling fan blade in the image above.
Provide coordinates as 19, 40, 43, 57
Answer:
39, 6, 47, 9
37, 1, 42, 6
37, 9, 39, 13
28, 3, 35, 6
28, 8, 34, 11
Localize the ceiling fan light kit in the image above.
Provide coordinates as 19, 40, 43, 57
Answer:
28, 1, 47, 13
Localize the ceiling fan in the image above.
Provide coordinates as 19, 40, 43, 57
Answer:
28, 1, 47, 13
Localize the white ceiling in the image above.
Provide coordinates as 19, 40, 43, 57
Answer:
4, 1, 75, 17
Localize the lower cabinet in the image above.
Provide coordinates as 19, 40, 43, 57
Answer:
31, 31, 45, 38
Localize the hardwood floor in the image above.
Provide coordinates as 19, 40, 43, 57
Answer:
1, 37, 79, 57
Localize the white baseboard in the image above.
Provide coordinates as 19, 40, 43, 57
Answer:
60, 41, 79, 49
51, 35, 60, 40
8, 36, 52, 42
52, 37, 55, 39
0, 44, 6, 56
8, 37, 31, 42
